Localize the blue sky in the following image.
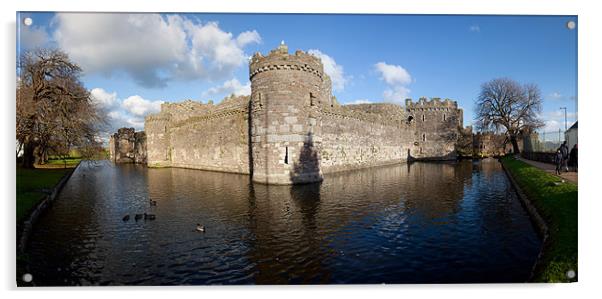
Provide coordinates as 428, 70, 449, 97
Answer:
17, 12, 577, 137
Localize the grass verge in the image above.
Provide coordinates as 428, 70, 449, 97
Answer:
17, 166, 74, 286
501, 156, 577, 282
16, 167, 71, 222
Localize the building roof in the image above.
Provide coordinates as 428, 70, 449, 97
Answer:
567, 121, 578, 131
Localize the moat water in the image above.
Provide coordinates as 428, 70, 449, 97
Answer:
26, 159, 541, 285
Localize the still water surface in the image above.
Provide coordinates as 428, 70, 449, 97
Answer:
28, 159, 541, 285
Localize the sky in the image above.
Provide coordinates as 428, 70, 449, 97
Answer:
16, 12, 578, 140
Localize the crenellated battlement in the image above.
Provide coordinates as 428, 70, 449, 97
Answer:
405, 97, 458, 110
145, 114, 172, 122
135, 43, 467, 184
249, 42, 324, 80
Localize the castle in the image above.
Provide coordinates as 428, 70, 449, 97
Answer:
108, 128, 146, 164
111, 43, 467, 184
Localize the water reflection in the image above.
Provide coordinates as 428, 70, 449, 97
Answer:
26, 159, 541, 285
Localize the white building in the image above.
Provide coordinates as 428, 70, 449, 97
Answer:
565, 121, 578, 150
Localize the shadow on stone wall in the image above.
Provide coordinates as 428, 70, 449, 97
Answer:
407, 148, 414, 162
415, 150, 458, 161
290, 132, 321, 184
247, 100, 254, 178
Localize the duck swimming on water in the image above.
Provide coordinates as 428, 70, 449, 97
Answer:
144, 213, 156, 220
134, 214, 143, 221
122, 215, 130, 222
149, 199, 157, 206
196, 224, 205, 232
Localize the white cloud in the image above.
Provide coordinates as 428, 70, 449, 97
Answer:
540, 110, 577, 132
90, 88, 165, 133
548, 92, 564, 100
236, 30, 261, 47
345, 99, 373, 105
105, 110, 145, 131
374, 62, 412, 104
90, 88, 118, 109
20, 25, 49, 49
52, 13, 261, 88
201, 78, 251, 100
543, 120, 563, 133
122, 95, 164, 117
308, 49, 348, 92
375, 62, 412, 86
469, 25, 481, 32
383, 86, 411, 103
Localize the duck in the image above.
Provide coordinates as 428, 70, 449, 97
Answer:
196, 224, 205, 232
144, 213, 156, 220
134, 214, 143, 221
149, 199, 157, 206
122, 215, 130, 222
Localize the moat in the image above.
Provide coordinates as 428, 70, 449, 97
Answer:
26, 159, 541, 285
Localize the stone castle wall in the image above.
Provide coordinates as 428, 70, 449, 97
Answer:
319, 103, 413, 173
405, 98, 462, 160
145, 97, 250, 173
109, 128, 147, 163
139, 43, 465, 184
145, 113, 171, 167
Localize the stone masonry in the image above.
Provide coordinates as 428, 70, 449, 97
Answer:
137, 43, 466, 184
405, 97, 463, 160
109, 128, 146, 164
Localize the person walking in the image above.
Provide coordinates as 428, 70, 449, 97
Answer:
569, 143, 578, 172
554, 149, 563, 175
560, 141, 569, 172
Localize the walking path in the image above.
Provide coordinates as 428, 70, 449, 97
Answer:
517, 157, 578, 185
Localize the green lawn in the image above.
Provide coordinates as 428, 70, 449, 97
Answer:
16, 167, 72, 222
501, 156, 577, 282
45, 157, 82, 167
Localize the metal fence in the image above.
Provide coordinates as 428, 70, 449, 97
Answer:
527, 129, 566, 152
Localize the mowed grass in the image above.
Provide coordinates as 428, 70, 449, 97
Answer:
501, 156, 577, 282
16, 167, 71, 222
44, 157, 82, 168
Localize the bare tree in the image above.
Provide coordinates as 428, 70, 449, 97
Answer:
16, 48, 106, 168
475, 78, 544, 154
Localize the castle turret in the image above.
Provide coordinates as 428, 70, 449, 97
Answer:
145, 110, 172, 167
249, 42, 330, 184
405, 97, 463, 160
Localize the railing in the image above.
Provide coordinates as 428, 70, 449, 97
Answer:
525, 129, 565, 153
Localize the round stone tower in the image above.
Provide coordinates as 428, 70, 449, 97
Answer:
249, 42, 331, 184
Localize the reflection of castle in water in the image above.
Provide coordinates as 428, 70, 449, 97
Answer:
143, 159, 476, 282
400, 162, 472, 220
27, 158, 539, 285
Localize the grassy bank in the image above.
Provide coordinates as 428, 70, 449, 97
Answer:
17, 166, 76, 286
501, 156, 577, 282
16, 167, 72, 222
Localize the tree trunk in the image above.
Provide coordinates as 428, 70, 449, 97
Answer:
41, 148, 48, 164
510, 135, 521, 155
16, 142, 23, 160
21, 142, 36, 168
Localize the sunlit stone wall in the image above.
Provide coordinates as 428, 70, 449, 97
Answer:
249, 43, 328, 184
405, 98, 464, 160
140, 44, 467, 184
319, 103, 414, 173
109, 127, 147, 164
146, 97, 250, 173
